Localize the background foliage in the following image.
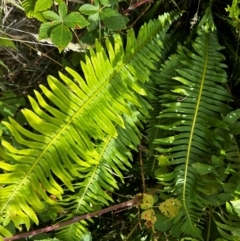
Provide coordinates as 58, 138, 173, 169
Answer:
1, 0, 240, 241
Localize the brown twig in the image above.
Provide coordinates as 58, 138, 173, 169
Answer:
3, 196, 142, 241
139, 145, 146, 193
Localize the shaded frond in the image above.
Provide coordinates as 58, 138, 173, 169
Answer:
154, 8, 232, 238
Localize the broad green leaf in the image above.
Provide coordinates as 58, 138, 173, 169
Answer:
58, 2, 67, 19
87, 13, 99, 31
42, 10, 60, 20
39, 21, 59, 39
154, 214, 173, 232
50, 24, 72, 51
79, 4, 99, 15
100, 8, 126, 30
64, 12, 89, 28
34, 0, 52, 12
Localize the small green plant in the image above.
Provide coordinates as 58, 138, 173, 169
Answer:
79, 0, 127, 32
22, 0, 128, 51
39, 2, 89, 51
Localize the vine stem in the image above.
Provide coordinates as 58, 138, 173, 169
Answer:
3, 196, 142, 241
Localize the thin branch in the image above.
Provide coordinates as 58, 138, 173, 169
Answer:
3, 196, 142, 241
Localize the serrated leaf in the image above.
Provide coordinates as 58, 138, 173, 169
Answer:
141, 209, 155, 220
39, 21, 59, 39
87, 13, 99, 31
42, 10, 60, 21
34, 0, 52, 12
58, 2, 67, 19
79, 4, 99, 15
140, 194, 154, 210
64, 12, 89, 28
159, 198, 182, 219
100, 8, 126, 30
50, 24, 72, 51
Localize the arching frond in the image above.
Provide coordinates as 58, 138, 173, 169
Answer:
0, 12, 180, 240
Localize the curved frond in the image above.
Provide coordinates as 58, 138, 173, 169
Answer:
0, 12, 180, 240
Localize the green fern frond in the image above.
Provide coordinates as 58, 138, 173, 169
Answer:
145, 29, 183, 174
214, 211, 240, 240
0, 12, 180, 240
154, 8, 232, 238
57, 112, 142, 239
22, 0, 45, 21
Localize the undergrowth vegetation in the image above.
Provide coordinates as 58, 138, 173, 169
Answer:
1, 0, 240, 240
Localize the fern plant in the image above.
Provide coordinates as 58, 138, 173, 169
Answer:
151, 7, 240, 241
0, 11, 179, 241
2, 0, 240, 240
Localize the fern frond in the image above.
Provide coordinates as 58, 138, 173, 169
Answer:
56, 112, 142, 239
22, 0, 45, 21
154, 8, 232, 238
146, 29, 184, 173
0, 12, 180, 240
